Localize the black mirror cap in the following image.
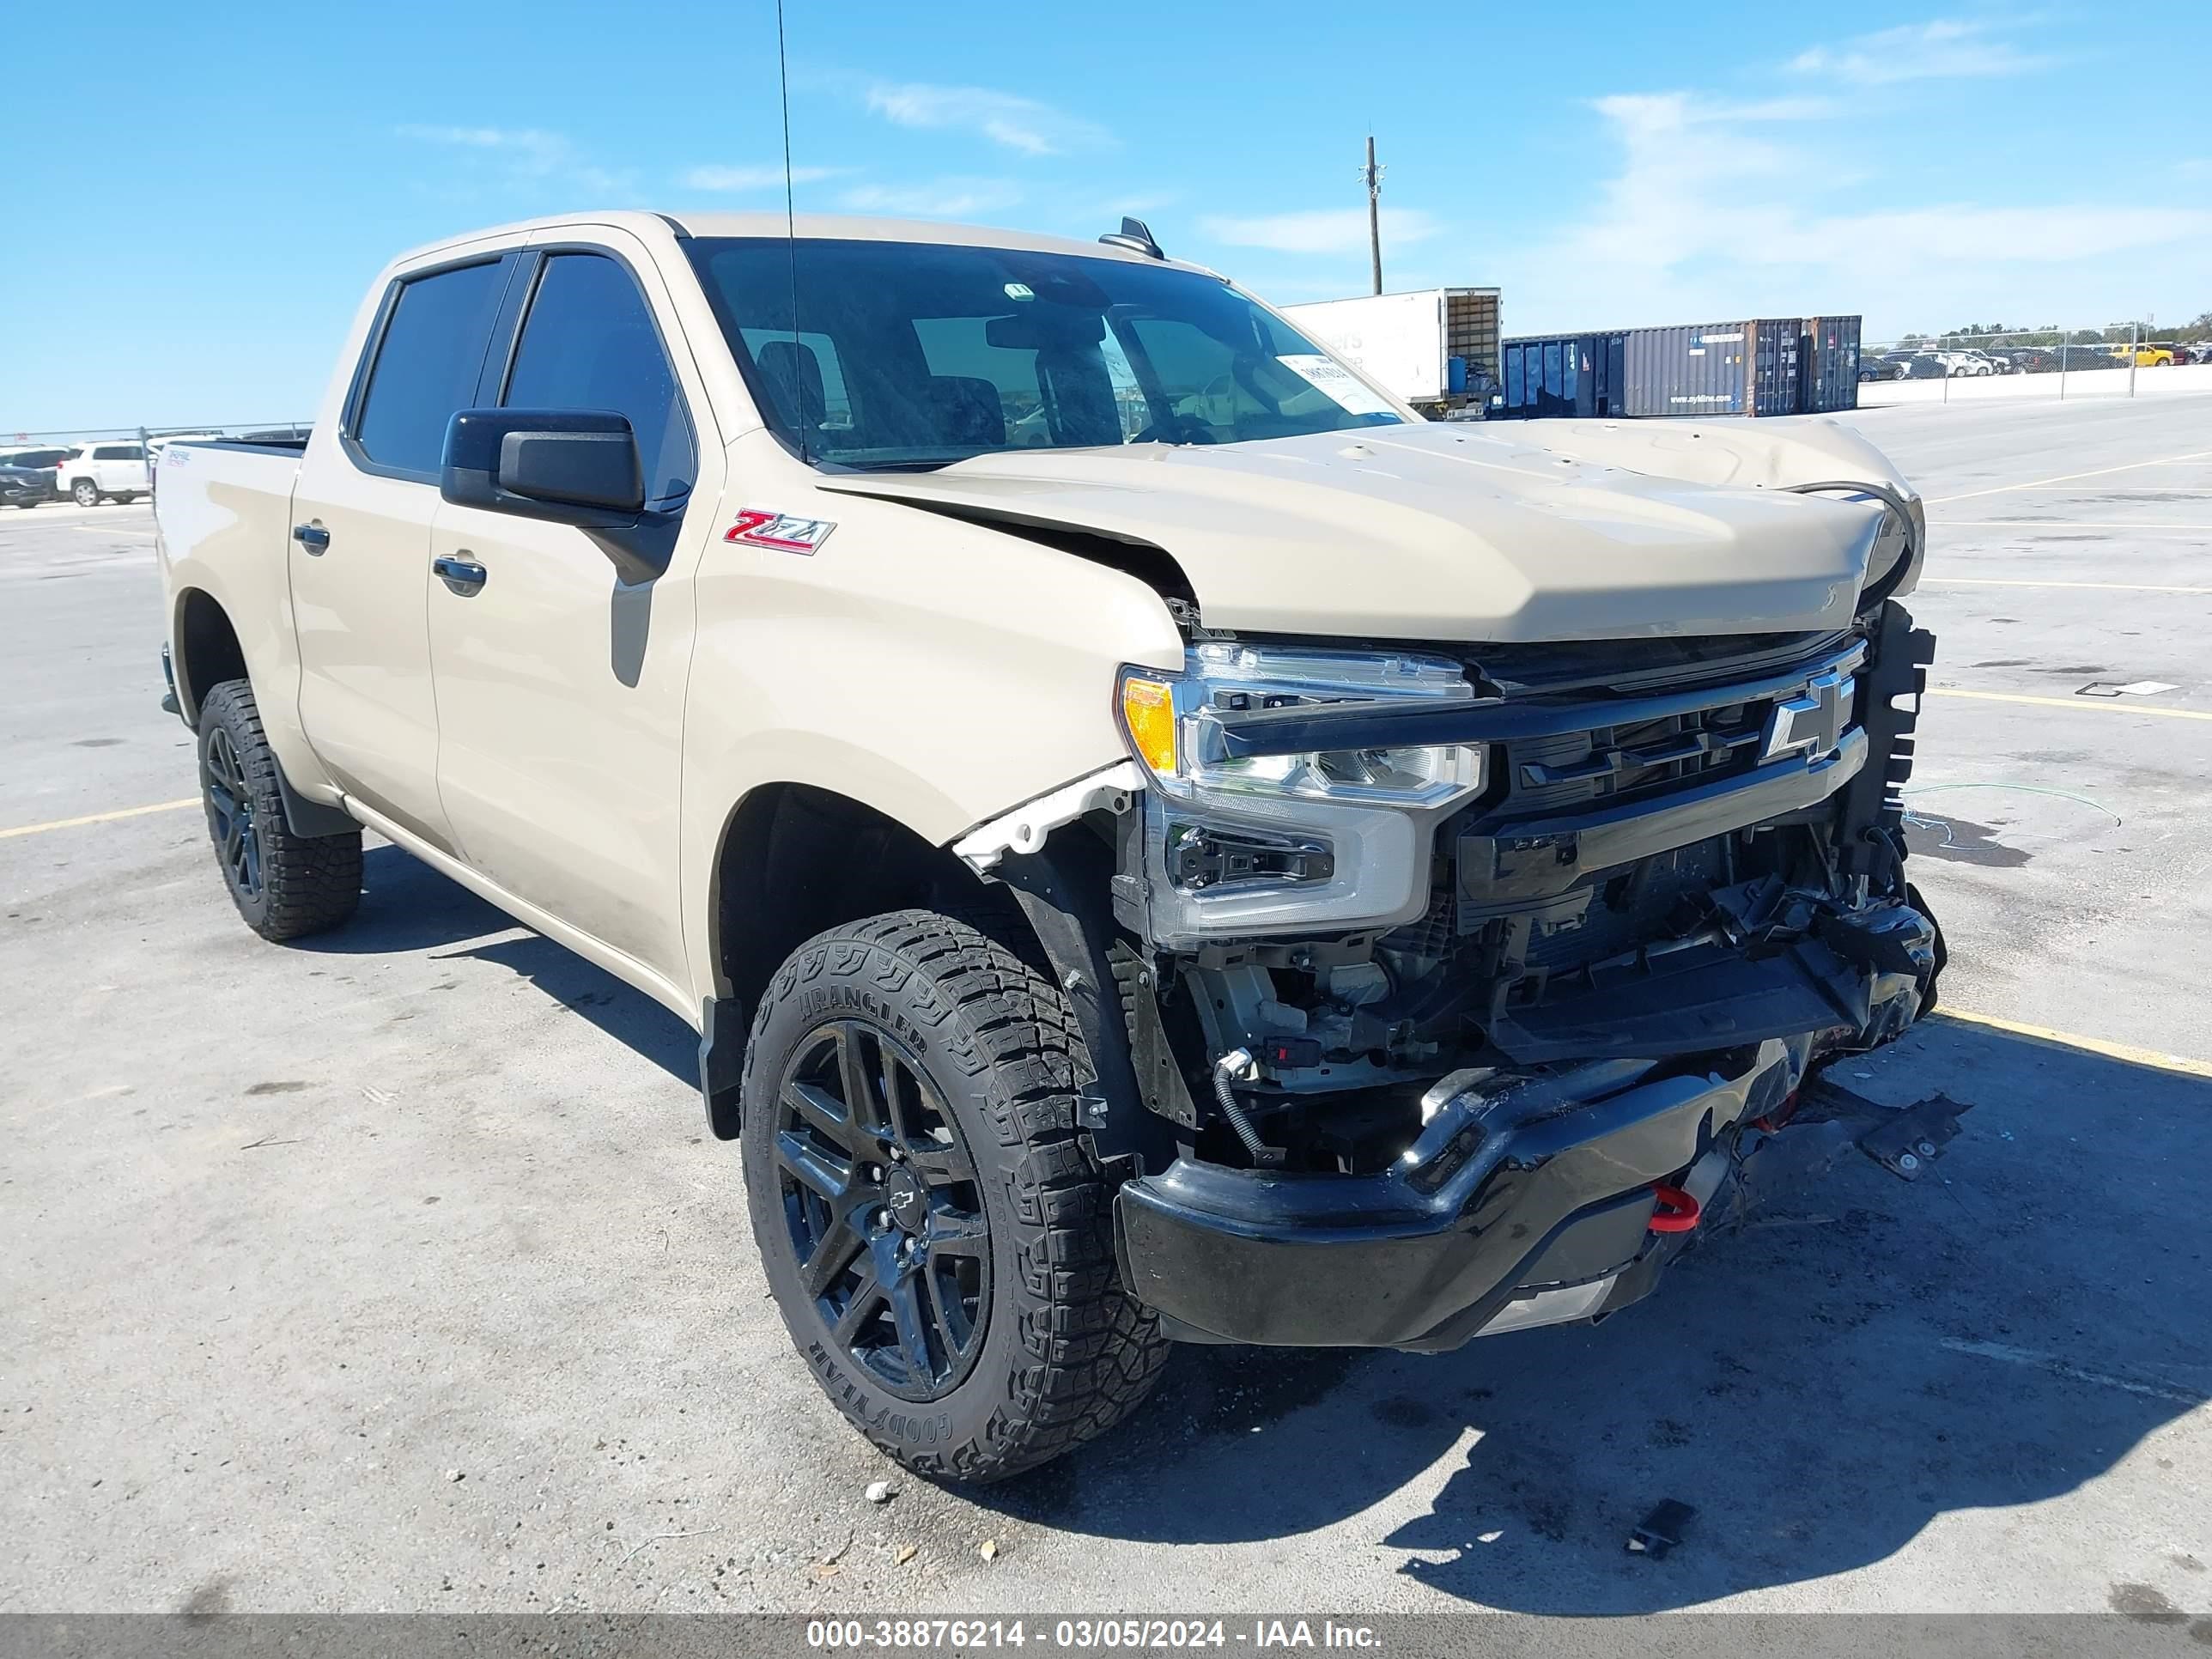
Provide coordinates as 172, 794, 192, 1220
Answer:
441, 408, 645, 522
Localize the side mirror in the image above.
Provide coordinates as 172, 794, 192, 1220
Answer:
441, 408, 645, 522
442, 409, 678, 584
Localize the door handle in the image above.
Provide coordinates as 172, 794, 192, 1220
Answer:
292, 523, 330, 553
433, 554, 488, 596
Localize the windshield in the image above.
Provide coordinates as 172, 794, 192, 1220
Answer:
685, 237, 1405, 469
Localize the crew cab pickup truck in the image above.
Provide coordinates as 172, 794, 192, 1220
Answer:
155, 210, 1943, 1481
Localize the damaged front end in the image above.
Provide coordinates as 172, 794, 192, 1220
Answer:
978, 590, 1943, 1352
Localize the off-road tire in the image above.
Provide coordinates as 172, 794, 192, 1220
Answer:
70, 479, 99, 507
741, 910, 1169, 1482
197, 678, 362, 940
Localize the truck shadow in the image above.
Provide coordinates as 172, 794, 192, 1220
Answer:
295, 845, 696, 1086
974, 1020, 2212, 1613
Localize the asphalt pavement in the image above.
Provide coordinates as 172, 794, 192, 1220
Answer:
2, 401, 2209, 1620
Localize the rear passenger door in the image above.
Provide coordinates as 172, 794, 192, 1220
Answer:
291, 252, 515, 848
425, 238, 715, 988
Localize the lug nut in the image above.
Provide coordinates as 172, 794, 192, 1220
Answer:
1897, 1152, 1921, 1172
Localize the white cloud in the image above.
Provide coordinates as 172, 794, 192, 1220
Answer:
836, 177, 1024, 219
394, 124, 632, 198
1491, 90, 2212, 339
1788, 18, 2052, 85
396, 125, 569, 170
682, 163, 844, 191
1200, 207, 1442, 255
864, 82, 1110, 156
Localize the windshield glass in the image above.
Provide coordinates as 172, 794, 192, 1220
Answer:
685, 237, 1404, 469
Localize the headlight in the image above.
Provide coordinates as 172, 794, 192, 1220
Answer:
1115, 643, 1488, 945
1118, 641, 1486, 806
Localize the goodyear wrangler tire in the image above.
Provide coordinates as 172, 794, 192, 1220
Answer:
197, 679, 363, 941
741, 910, 1169, 1482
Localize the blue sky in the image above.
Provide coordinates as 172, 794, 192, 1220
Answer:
5, 0, 2208, 429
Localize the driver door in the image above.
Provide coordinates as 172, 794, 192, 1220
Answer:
425, 238, 716, 988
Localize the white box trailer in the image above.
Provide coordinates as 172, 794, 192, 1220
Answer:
1279, 288, 1502, 411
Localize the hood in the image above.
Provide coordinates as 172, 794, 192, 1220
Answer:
817, 420, 1907, 643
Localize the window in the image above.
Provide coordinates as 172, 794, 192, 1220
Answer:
353, 258, 509, 476
503, 252, 694, 506
684, 238, 1402, 470
94, 444, 143, 460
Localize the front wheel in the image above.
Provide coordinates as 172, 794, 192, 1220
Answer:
197, 679, 363, 940
741, 911, 1169, 1482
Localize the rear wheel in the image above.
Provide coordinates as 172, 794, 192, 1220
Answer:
741, 911, 1168, 1482
197, 679, 363, 940
70, 479, 99, 507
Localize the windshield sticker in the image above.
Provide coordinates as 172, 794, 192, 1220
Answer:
1003, 283, 1035, 301
725, 509, 836, 554
1274, 355, 1397, 416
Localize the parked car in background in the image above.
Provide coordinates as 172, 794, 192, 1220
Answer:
1938, 349, 1996, 377
1858, 355, 1908, 381
57, 441, 149, 505
1901, 354, 1950, 380
0, 445, 70, 501
0, 462, 56, 508
2124, 343, 2179, 367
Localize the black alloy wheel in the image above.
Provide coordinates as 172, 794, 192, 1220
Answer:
202, 722, 263, 902
772, 1018, 992, 1402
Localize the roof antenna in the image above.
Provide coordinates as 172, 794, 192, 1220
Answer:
1099, 216, 1164, 259
775, 0, 805, 462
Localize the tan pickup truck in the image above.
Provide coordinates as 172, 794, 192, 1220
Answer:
155, 210, 1944, 1480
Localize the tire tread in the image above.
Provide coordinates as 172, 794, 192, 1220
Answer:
742, 908, 1169, 1483
199, 679, 362, 941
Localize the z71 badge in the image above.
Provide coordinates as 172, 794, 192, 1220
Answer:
724, 509, 836, 553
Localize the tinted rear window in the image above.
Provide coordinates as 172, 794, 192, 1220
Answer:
354, 259, 510, 475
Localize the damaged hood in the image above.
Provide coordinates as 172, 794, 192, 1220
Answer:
818, 419, 1915, 642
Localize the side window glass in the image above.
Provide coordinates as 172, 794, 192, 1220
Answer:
354, 259, 509, 476
504, 252, 695, 505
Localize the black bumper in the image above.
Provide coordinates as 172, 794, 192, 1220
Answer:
1116, 1037, 1807, 1351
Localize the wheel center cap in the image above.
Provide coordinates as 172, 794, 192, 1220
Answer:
884, 1166, 927, 1233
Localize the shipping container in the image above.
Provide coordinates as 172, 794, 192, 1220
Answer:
1494, 331, 1626, 417
1800, 315, 1862, 413
1497, 315, 1861, 419
1279, 288, 1502, 411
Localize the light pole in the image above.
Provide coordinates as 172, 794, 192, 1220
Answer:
1361, 136, 1384, 295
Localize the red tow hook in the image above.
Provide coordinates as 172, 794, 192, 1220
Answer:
1647, 1183, 1701, 1234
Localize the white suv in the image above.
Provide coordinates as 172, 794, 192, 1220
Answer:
58, 441, 150, 506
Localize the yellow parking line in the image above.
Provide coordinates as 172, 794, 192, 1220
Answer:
1937, 1009, 2212, 1080
1927, 689, 2212, 720
1920, 577, 2212, 593
1929, 449, 2212, 504
1936, 520, 2212, 531
0, 798, 198, 840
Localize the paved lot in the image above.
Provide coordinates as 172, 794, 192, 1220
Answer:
3, 402, 2210, 1620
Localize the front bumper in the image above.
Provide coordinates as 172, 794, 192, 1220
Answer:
1117, 1011, 1901, 1352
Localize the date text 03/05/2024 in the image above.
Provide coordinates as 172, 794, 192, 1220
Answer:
805, 1618, 1383, 1649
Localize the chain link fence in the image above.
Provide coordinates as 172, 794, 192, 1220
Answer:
2, 422, 312, 449
1855, 322, 2212, 406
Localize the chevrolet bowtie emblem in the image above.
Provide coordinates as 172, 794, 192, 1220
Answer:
1760, 668, 1853, 765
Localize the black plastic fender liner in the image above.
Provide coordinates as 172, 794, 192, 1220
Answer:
990, 830, 1179, 1175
